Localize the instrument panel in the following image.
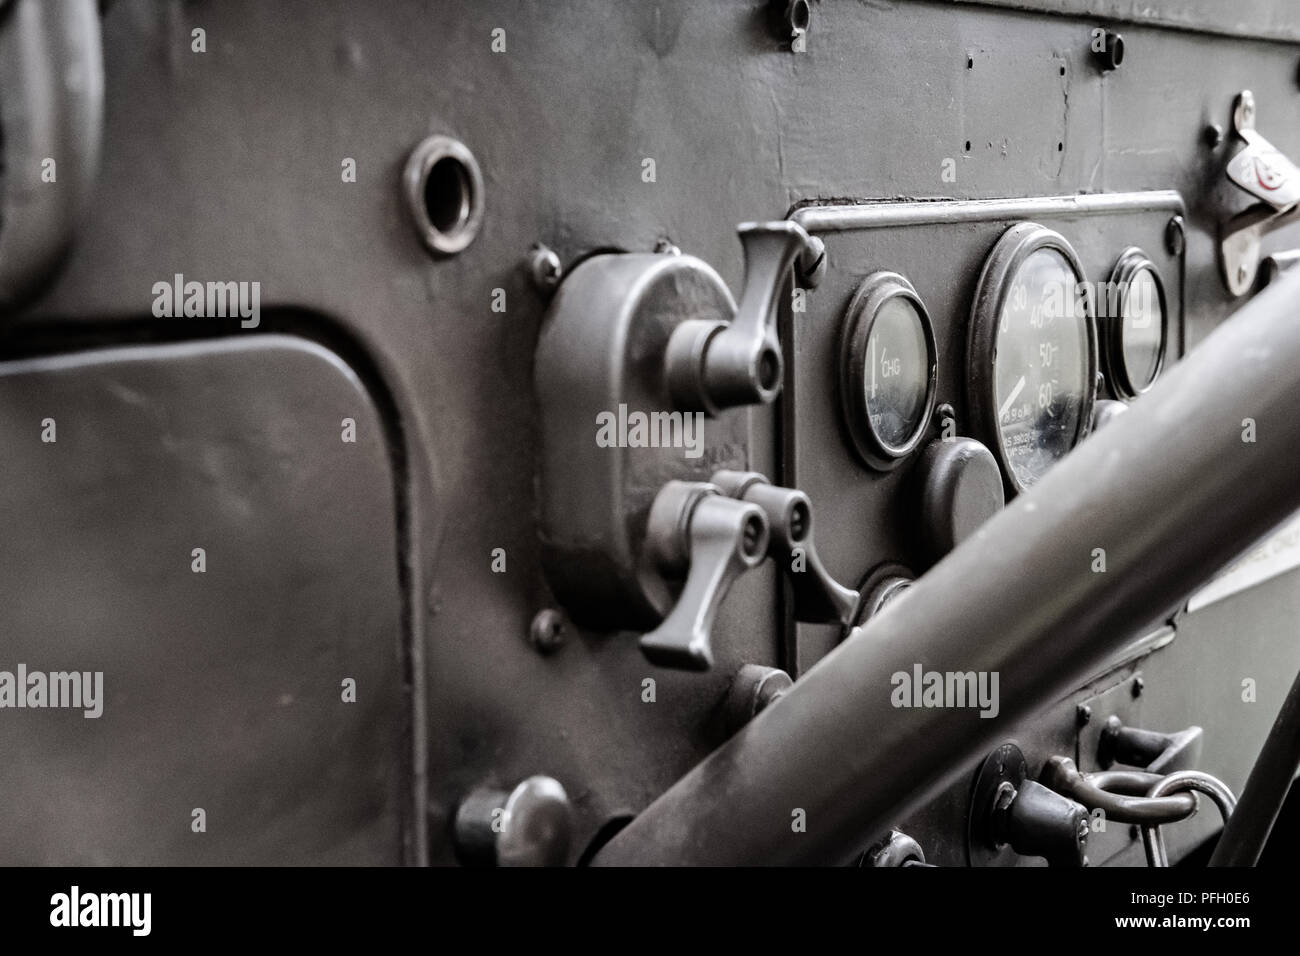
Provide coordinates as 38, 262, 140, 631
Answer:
782, 193, 1184, 670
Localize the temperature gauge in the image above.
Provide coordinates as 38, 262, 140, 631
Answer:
968, 223, 1098, 494
839, 272, 938, 470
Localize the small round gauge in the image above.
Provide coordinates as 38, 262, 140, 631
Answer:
839, 272, 938, 470
968, 223, 1098, 494
1103, 248, 1167, 398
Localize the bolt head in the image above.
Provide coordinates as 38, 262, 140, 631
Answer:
1131, 675, 1145, 697
1165, 216, 1186, 257
529, 608, 566, 653
527, 245, 563, 292
1076, 703, 1092, 726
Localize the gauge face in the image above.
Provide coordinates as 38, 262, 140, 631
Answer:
969, 224, 1097, 494
840, 272, 938, 470
864, 297, 930, 447
1105, 250, 1166, 398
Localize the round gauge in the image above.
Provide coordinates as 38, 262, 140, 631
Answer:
839, 272, 939, 470
968, 223, 1098, 494
1103, 248, 1167, 398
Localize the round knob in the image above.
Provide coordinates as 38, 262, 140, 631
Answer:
453, 776, 572, 867
917, 437, 1004, 561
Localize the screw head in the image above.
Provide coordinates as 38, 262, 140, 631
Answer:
1131, 675, 1145, 698
1165, 216, 1186, 257
529, 608, 566, 653
654, 238, 681, 256
1076, 703, 1092, 726
1203, 123, 1225, 148
1234, 90, 1257, 133
797, 235, 826, 288
527, 244, 563, 293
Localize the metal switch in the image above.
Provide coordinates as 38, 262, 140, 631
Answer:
711, 470, 859, 626
640, 481, 770, 670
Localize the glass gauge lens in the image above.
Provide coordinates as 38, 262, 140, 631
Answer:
1116, 263, 1166, 394
840, 272, 938, 471
992, 248, 1091, 489
863, 297, 930, 448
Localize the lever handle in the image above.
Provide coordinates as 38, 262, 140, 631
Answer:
640, 481, 770, 670
1098, 716, 1203, 775
711, 470, 860, 626
1220, 90, 1300, 295
664, 221, 820, 413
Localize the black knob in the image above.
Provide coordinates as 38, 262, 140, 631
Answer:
992, 779, 1090, 867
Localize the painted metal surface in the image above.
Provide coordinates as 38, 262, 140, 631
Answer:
3, 0, 1299, 864
0, 335, 405, 864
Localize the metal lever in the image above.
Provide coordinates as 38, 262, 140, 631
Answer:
1220, 90, 1300, 296
710, 469, 860, 626
1098, 716, 1203, 775
664, 221, 822, 414
640, 481, 770, 671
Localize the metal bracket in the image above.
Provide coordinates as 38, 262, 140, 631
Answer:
1219, 91, 1300, 296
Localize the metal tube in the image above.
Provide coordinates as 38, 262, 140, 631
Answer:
593, 269, 1300, 866
1208, 663, 1300, 866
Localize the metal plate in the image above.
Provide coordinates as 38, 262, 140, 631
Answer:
783, 193, 1184, 674
0, 335, 406, 864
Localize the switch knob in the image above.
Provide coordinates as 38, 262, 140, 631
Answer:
711, 469, 859, 625
453, 776, 572, 867
640, 481, 770, 670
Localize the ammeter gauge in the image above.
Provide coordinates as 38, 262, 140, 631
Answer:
839, 272, 939, 470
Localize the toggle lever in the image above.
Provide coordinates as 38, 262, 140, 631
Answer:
1219, 90, 1300, 296
710, 470, 860, 626
664, 221, 823, 414
640, 480, 770, 671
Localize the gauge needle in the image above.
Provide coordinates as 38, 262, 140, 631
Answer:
1000, 375, 1027, 419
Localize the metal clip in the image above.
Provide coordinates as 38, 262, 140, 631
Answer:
1141, 771, 1237, 867
1220, 91, 1300, 296
664, 221, 822, 414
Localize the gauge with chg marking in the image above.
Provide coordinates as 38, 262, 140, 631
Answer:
839, 272, 938, 471
968, 222, 1098, 494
